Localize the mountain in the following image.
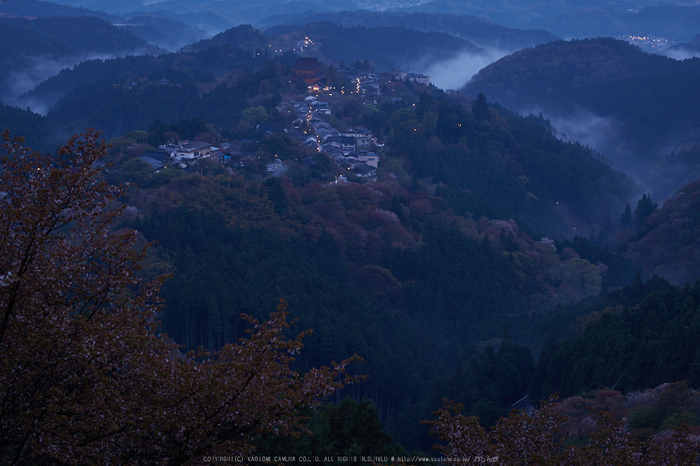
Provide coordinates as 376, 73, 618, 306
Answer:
527, 5, 700, 42
664, 33, 700, 59
0, 0, 115, 20
526, 7, 630, 40
401, 0, 700, 30
0, 103, 56, 152
0, 0, 208, 52
464, 38, 688, 106
462, 38, 700, 193
619, 177, 700, 286
184, 24, 272, 53
112, 15, 207, 51
530, 275, 700, 400
33, 0, 153, 14
0, 15, 162, 104
265, 22, 483, 73
45, 0, 398, 30
258, 11, 558, 53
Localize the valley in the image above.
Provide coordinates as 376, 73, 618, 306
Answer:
2, 0, 700, 462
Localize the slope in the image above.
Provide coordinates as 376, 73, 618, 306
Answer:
0, 15, 162, 103
258, 10, 558, 53
265, 22, 483, 73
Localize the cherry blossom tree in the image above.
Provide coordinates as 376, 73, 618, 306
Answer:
424, 396, 698, 465
0, 130, 359, 464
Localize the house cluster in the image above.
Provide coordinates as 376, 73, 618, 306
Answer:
393, 71, 430, 86
136, 140, 220, 170
356, 73, 383, 96
291, 96, 379, 180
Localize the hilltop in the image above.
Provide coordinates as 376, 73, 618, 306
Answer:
0, 15, 162, 103
258, 10, 558, 53
463, 37, 700, 194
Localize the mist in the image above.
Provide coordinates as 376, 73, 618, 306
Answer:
663, 46, 700, 60
3, 48, 158, 115
420, 48, 507, 91
519, 105, 700, 204
2, 56, 80, 106
521, 106, 619, 158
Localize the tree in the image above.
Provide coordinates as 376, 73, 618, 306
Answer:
633, 193, 657, 224
242, 105, 269, 125
0, 130, 359, 464
424, 397, 698, 465
472, 93, 489, 122
620, 203, 632, 229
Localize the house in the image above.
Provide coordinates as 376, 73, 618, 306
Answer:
311, 101, 331, 115
406, 73, 430, 85
174, 141, 213, 160
357, 153, 379, 168
352, 162, 377, 178
325, 136, 356, 154
393, 71, 430, 85
345, 128, 372, 149
321, 143, 344, 159
138, 152, 169, 170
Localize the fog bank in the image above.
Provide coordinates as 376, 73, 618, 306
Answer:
420, 48, 507, 91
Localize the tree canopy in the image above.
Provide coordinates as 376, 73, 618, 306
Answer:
0, 130, 359, 464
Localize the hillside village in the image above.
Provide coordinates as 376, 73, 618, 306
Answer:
136, 58, 431, 184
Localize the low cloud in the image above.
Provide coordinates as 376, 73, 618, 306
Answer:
663, 46, 700, 61
412, 48, 507, 91
3, 48, 158, 114
521, 106, 619, 156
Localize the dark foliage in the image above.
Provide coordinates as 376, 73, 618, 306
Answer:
530, 275, 700, 399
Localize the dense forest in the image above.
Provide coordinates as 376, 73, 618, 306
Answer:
531, 276, 700, 399
264, 22, 483, 73
464, 37, 700, 198
0, 15, 160, 101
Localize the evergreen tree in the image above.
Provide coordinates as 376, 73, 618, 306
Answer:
472, 93, 489, 121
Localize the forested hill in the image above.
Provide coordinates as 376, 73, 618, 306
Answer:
618, 177, 700, 286
530, 275, 700, 400
526, 4, 700, 42
380, 94, 637, 236
16, 47, 639, 236
183, 24, 272, 53
122, 162, 632, 449
39, 48, 280, 140
0, 0, 115, 20
264, 22, 483, 72
0, 16, 160, 56
463, 37, 696, 107
0, 103, 55, 152
463, 37, 700, 194
258, 11, 558, 52
0, 15, 161, 102
5, 36, 683, 451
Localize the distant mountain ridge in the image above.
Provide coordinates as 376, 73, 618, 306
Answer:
184, 24, 272, 53
464, 37, 690, 104
0, 15, 162, 103
0, 0, 115, 20
462, 37, 700, 194
400, 0, 700, 30
258, 11, 558, 53
527, 4, 700, 42
265, 22, 483, 73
